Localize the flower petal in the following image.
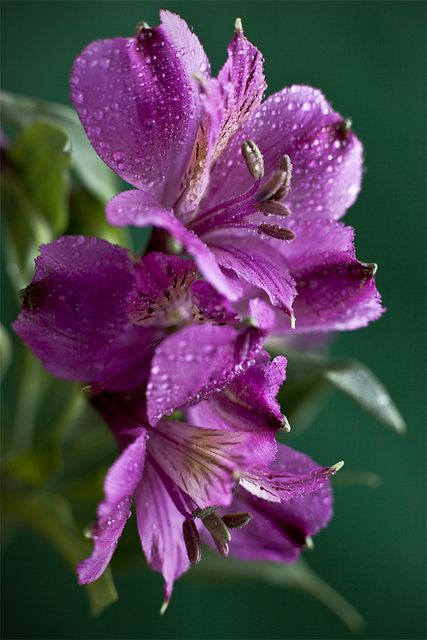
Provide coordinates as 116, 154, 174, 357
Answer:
148, 419, 273, 509
188, 355, 287, 433
71, 11, 209, 204
146, 324, 263, 425
126, 252, 197, 326
134, 459, 190, 609
13, 236, 156, 391
190, 280, 239, 326
227, 444, 334, 562
209, 232, 297, 320
107, 189, 241, 301
207, 85, 363, 220
78, 432, 148, 583
211, 23, 266, 163
278, 219, 384, 333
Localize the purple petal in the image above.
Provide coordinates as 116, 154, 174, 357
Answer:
190, 280, 239, 326
227, 444, 334, 562
188, 355, 287, 433
207, 85, 363, 220
210, 23, 266, 163
71, 11, 209, 205
107, 189, 241, 300
209, 232, 297, 321
126, 252, 197, 325
78, 432, 148, 583
13, 236, 156, 392
146, 324, 263, 425
148, 419, 274, 509
278, 219, 384, 333
134, 460, 190, 609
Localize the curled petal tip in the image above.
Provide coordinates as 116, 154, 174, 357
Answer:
234, 17, 243, 32
159, 599, 169, 616
282, 415, 291, 432
305, 536, 314, 550
330, 460, 345, 474
361, 262, 378, 276
290, 314, 296, 330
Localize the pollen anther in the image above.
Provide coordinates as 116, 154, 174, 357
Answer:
241, 139, 264, 180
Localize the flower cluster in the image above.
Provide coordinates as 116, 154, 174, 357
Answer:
14, 11, 383, 610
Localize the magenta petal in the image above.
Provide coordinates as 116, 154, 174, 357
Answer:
127, 252, 197, 325
134, 460, 190, 608
107, 190, 241, 300
210, 233, 297, 319
78, 432, 148, 584
188, 355, 287, 433
71, 11, 209, 204
190, 280, 239, 326
207, 85, 363, 220
13, 236, 156, 391
211, 25, 266, 161
148, 419, 273, 508
147, 324, 263, 425
277, 218, 384, 332
228, 444, 334, 563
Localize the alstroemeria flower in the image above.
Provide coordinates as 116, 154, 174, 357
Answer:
13, 236, 238, 393
79, 353, 340, 610
71, 10, 383, 332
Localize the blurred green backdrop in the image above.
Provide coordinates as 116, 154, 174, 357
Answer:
1, 1, 425, 639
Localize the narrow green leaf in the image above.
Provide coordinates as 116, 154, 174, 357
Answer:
333, 470, 382, 489
1, 173, 51, 288
9, 122, 70, 235
191, 553, 364, 632
324, 361, 406, 434
5, 492, 118, 615
0, 324, 12, 380
68, 186, 132, 249
1, 90, 119, 201
277, 350, 406, 434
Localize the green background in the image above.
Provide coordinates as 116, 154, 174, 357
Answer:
1, 1, 425, 638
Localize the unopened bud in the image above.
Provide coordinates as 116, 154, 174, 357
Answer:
241, 139, 264, 180
221, 512, 253, 529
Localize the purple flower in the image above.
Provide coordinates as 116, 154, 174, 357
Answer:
79, 368, 340, 610
71, 10, 383, 332
13, 235, 340, 608
13, 236, 238, 393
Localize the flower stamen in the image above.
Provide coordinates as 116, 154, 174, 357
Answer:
257, 224, 296, 241
241, 139, 264, 180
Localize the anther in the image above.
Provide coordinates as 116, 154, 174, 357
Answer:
241, 139, 264, 180
256, 170, 286, 202
182, 518, 202, 565
221, 512, 252, 529
257, 224, 296, 241
235, 17, 243, 32
274, 155, 293, 200
199, 511, 231, 557
257, 201, 291, 217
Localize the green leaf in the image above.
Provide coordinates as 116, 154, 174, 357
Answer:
4, 491, 118, 615
278, 350, 406, 434
1, 90, 120, 202
1, 172, 51, 288
191, 553, 364, 632
0, 324, 12, 380
9, 122, 70, 235
68, 185, 132, 249
323, 360, 406, 434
